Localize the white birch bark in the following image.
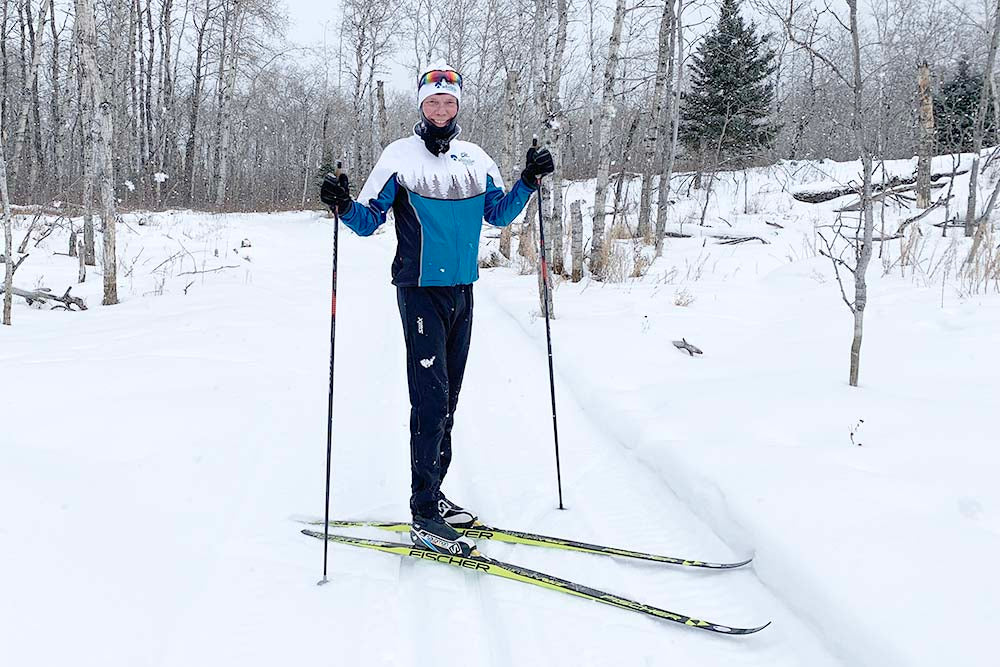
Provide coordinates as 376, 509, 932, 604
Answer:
214, 1, 245, 207
570, 199, 583, 282
848, 0, 874, 387
1, 132, 13, 325
916, 62, 934, 209
48, 0, 64, 195
75, 0, 118, 305
8, 0, 50, 193
500, 69, 517, 259
656, 0, 683, 250
637, 0, 674, 240
589, 0, 627, 278
549, 0, 568, 275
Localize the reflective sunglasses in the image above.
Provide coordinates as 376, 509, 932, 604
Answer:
418, 69, 463, 89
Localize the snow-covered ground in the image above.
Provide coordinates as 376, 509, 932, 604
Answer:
2, 153, 998, 666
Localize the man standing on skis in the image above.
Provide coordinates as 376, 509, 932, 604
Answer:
319, 64, 554, 557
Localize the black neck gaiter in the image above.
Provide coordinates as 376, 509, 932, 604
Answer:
415, 115, 461, 156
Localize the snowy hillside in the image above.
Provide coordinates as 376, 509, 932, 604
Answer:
2, 153, 998, 666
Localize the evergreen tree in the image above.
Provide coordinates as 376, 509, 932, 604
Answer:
935, 58, 997, 153
679, 0, 779, 167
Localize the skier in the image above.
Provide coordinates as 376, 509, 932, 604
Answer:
319, 64, 554, 557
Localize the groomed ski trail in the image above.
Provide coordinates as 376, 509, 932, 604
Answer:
1, 212, 847, 667
301, 215, 844, 666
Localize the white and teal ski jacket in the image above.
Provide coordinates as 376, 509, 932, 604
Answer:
340, 133, 535, 287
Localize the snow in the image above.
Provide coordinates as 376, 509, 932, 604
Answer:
2, 151, 999, 666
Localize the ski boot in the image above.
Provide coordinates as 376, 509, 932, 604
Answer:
410, 515, 477, 557
438, 495, 479, 528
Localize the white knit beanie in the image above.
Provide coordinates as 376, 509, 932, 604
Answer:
417, 63, 462, 110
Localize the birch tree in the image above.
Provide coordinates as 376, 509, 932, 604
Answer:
656, 0, 684, 250
783, 0, 876, 387
589, 0, 627, 279
48, 0, 65, 196
1, 132, 13, 325
8, 0, 49, 195
637, 0, 675, 241
499, 68, 518, 259
182, 0, 212, 204
75, 0, 118, 305
214, 0, 246, 207
548, 0, 568, 276
916, 62, 934, 209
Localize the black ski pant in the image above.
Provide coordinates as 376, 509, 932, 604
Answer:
396, 284, 473, 519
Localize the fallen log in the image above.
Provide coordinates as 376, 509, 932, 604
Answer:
835, 181, 944, 212
712, 235, 770, 245
0, 285, 87, 310
792, 169, 968, 204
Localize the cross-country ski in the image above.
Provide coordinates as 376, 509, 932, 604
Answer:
302, 529, 770, 635
298, 518, 753, 569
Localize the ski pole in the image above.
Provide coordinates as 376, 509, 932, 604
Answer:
532, 136, 565, 510
319, 160, 343, 585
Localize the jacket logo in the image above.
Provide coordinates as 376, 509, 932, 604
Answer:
450, 152, 475, 166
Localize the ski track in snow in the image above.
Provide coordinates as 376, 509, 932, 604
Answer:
2, 211, 846, 666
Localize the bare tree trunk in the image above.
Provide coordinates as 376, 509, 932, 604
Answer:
993, 75, 1000, 142
144, 0, 155, 172
8, 0, 50, 195
788, 15, 820, 160
500, 69, 517, 259
375, 80, 388, 152
964, 0, 1000, 237
656, 0, 683, 251
698, 115, 732, 227
156, 0, 175, 209
637, 0, 674, 241
215, 1, 244, 207
27, 0, 44, 196
1, 1, 8, 142
589, 0, 627, 278
570, 199, 583, 282
183, 0, 210, 204
531, 0, 561, 314
365, 87, 375, 174
584, 0, 599, 167
848, 0, 874, 388
916, 62, 934, 209
76, 33, 96, 266
78, 239, 86, 283
128, 0, 141, 180
210, 0, 229, 200
611, 113, 640, 233
76, 0, 118, 305
1, 130, 13, 325
549, 0, 568, 275
48, 0, 64, 196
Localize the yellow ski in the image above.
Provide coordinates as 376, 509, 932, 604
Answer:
302, 529, 769, 635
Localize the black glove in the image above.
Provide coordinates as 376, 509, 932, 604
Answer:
320, 173, 353, 215
520, 145, 555, 188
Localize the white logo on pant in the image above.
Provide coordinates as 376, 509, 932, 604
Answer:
417, 317, 424, 334
420, 356, 436, 369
